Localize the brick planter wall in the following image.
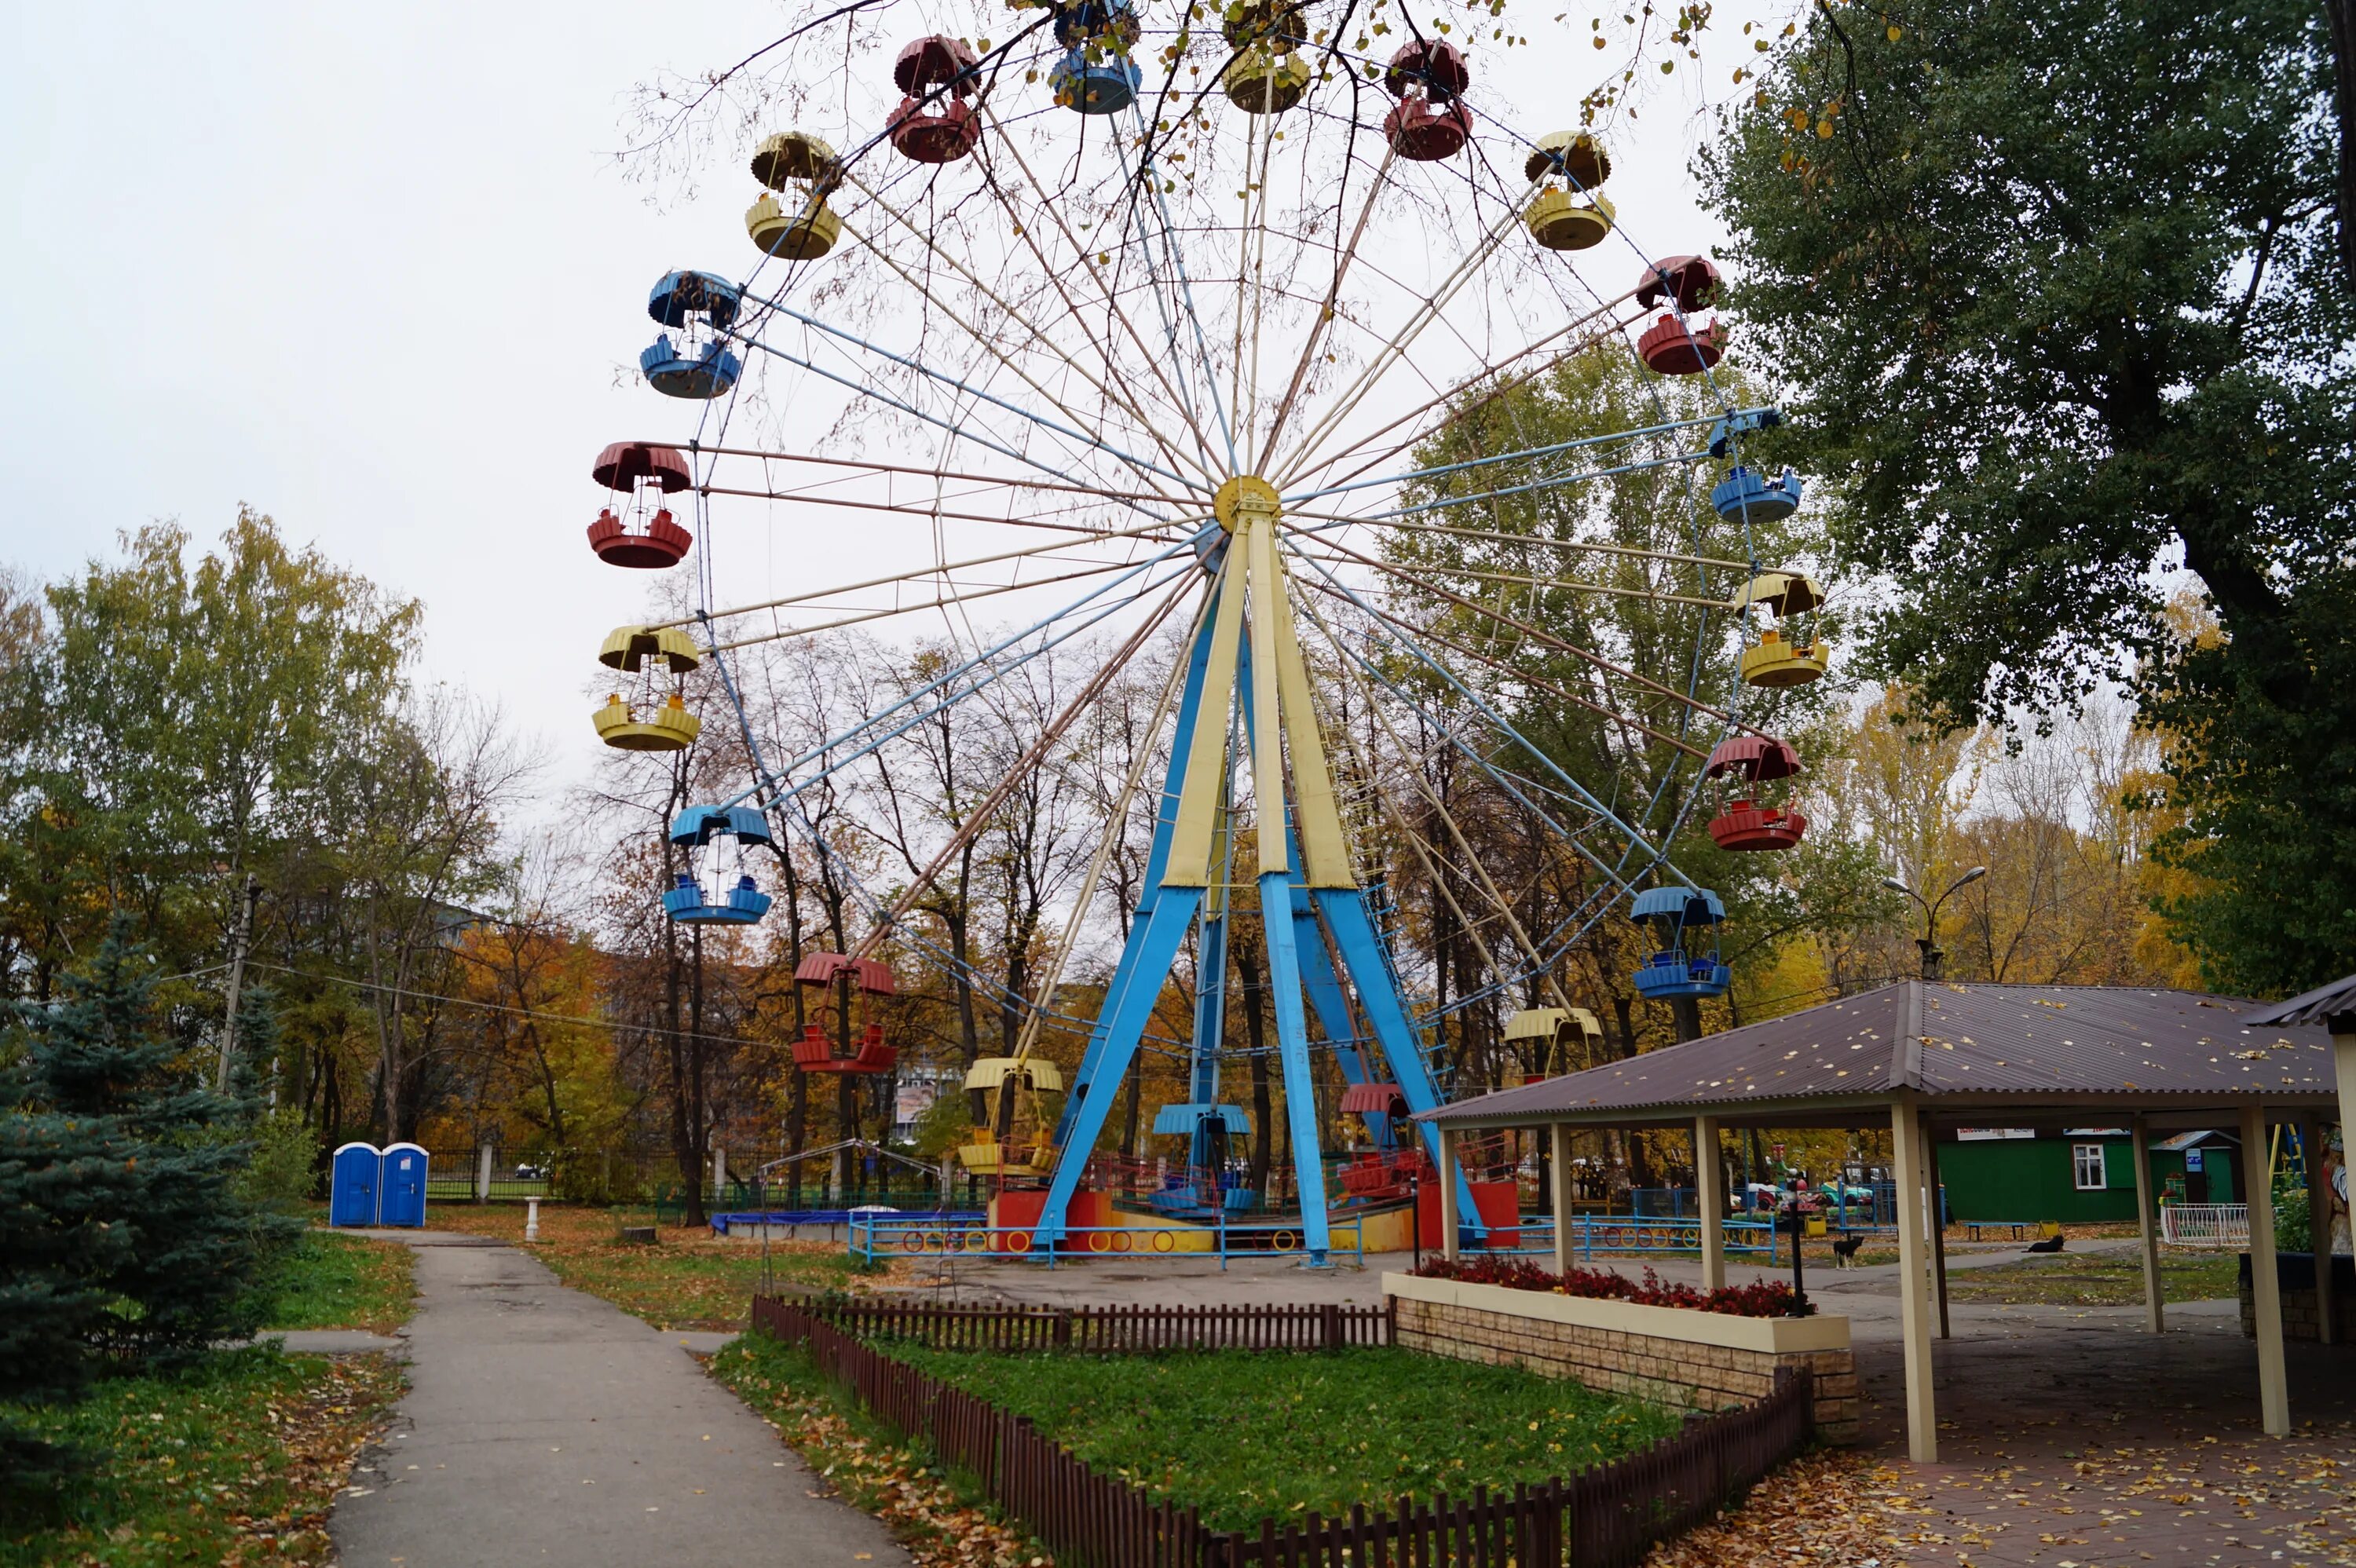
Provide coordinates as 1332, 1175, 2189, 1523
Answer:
2236, 1252, 2356, 1341
1386, 1273, 1861, 1445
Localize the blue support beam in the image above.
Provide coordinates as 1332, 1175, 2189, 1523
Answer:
1316, 886, 1478, 1223
1033, 888, 1205, 1245
1256, 867, 1331, 1264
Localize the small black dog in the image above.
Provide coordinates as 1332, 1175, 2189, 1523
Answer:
1831, 1233, 1867, 1268
2026, 1233, 2066, 1253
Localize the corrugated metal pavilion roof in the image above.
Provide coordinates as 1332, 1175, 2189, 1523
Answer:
2244, 974, 2356, 1030
1422, 981, 2338, 1128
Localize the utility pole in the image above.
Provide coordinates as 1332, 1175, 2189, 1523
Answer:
1883, 867, 1988, 982
217, 874, 262, 1092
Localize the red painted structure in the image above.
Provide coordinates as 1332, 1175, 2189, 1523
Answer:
587, 441, 695, 568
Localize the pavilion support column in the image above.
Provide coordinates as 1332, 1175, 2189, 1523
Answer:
1925, 1128, 1951, 1339
1440, 1128, 1462, 1263
1550, 1124, 1575, 1277
1695, 1116, 1726, 1292
2241, 1103, 2290, 1436
1890, 1095, 1939, 1464
2131, 1115, 2165, 1335
2303, 1114, 2335, 1346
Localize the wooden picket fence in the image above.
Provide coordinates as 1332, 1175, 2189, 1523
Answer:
807, 1297, 1394, 1353
749, 1294, 1812, 1567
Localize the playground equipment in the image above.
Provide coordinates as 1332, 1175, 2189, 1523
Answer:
585, 3, 1827, 1264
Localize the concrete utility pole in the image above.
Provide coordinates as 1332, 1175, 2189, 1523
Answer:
217, 874, 262, 1092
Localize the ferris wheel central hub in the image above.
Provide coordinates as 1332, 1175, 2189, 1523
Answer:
1212, 474, 1282, 532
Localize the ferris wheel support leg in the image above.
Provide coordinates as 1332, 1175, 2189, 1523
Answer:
1315, 888, 1480, 1226
1257, 868, 1333, 1266
1293, 880, 1389, 1150
1033, 890, 1205, 1247
1052, 587, 1224, 1149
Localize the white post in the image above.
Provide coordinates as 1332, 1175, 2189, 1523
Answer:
2303, 1115, 2335, 1345
2131, 1115, 2165, 1334
2241, 1103, 2289, 1436
524, 1194, 541, 1242
1890, 1095, 1939, 1464
1440, 1128, 1462, 1263
475, 1144, 493, 1204
1694, 1116, 1726, 1292
1550, 1124, 1575, 1277
712, 1146, 728, 1202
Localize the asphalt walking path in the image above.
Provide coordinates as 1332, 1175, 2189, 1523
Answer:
331, 1232, 907, 1568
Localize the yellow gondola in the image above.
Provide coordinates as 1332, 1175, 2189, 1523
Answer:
1501, 1005, 1604, 1084
593, 624, 703, 751
962, 1057, 1065, 1093
747, 131, 843, 261
747, 192, 842, 261
1733, 572, 1829, 688
1521, 130, 1614, 251
1223, 46, 1310, 113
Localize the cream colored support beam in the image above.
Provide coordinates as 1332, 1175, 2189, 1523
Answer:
2241, 1102, 2290, 1436
2131, 1115, 2166, 1335
1440, 1128, 1462, 1263
1695, 1116, 1726, 1292
2303, 1114, 2335, 1345
1162, 561, 1246, 886
1890, 1095, 1939, 1464
1551, 1124, 1575, 1277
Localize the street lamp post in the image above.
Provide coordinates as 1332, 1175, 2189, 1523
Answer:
1883, 867, 1988, 981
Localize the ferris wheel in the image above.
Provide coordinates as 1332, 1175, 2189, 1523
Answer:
581, 0, 1827, 1263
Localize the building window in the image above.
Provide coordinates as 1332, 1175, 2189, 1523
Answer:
2072, 1143, 2107, 1190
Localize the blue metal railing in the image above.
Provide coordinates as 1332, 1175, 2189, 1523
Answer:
845, 1214, 1367, 1270
1457, 1214, 1775, 1258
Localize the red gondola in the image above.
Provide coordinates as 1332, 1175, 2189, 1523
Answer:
1703, 735, 1808, 852
1634, 254, 1721, 314
586, 441, 694, 568
888, 36, 983, 163
1381, 40, 1473, 161
1638, 312, 1728, 375
792, 951, 898, 1073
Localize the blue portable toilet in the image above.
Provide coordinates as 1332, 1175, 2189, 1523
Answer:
378, 1142, 430, 1228
330, 1141, 383, 1227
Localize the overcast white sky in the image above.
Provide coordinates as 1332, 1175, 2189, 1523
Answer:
3, 2, 1742, 804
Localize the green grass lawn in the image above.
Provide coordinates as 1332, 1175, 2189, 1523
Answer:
1944, 1247, 2241, 1306
876, 1343, 1681, 1530
0, 1349, 404, 1567
424, 1203, 884, 1330
246, 1231, 415, 1333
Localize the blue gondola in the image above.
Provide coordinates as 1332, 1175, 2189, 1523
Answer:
1710, 466, 1804, 524
1052, 0, 1140, 47
1629, 885, 1732, 999
663, 803, 775, 923
1050, 49, 1142, 114
641, 270, 745, 399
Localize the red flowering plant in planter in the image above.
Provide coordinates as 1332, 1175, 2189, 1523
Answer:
1407, 1256, 1813, 1318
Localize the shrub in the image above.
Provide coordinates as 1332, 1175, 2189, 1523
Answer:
1408, 1255, 1813, 1317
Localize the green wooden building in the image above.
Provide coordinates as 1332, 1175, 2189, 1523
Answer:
1937, 1128, 2238, 1224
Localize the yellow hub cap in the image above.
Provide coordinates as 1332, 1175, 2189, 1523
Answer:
1212, 474, 1282, 531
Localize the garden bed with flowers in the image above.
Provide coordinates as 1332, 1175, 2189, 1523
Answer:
1407, 1255, 1815, 1317
1386, 1264, 1861, 1443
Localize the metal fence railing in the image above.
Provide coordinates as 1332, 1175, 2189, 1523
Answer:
2160, 1202, 2250, 1249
